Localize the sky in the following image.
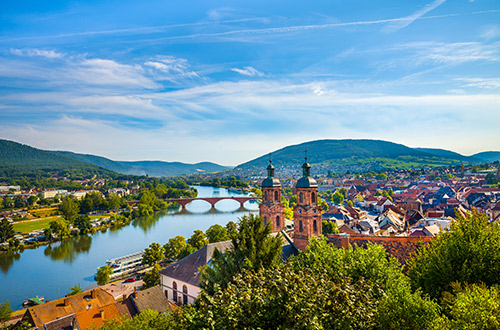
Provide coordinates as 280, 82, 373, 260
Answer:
0, 0, 499, 166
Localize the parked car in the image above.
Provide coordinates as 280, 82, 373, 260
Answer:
124, 277, 136, 282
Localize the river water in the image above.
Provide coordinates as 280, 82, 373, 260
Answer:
0, 186, 257, 309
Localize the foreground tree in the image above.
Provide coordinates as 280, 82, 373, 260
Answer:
142, 264, 162, 289
0, 300, 12, 326
59, 196, 79, 223
49, 219, 70, 238
205, 224, 229, 243
187, 230, 208, 250
74, 215, 91, 234
408, 210, 500, 298
164, 235, 188, 260
0, 219, 14, 243
200, 213, 283, 296
67, 285, 82, 296
96, 265, 113, 285
142, 242, 165, 267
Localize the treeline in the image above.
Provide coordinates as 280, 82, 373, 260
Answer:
185, 175, 249, 188
95, 211, 500, 330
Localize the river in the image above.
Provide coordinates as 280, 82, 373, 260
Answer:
0, 186, 258, 309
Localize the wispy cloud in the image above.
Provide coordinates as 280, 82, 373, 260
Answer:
384, 0, 446, 32
457, 78, 500, 90
231, 66, 264, 77
144, 56, 199, 82
9, 48, 65, 59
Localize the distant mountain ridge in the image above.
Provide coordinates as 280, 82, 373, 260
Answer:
0, 139, 229, 177
236, 139, 500, 171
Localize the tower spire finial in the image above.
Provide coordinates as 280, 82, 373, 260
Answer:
304, 149, 308, 162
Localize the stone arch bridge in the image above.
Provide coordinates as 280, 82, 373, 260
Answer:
167, 196, 259, 210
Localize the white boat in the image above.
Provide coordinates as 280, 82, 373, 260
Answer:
104, 251, 145, 278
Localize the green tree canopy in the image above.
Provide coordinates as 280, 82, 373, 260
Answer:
206, 224, 229, 243
74, 215, 91, 235
59, 196, 79, 223
187, 230, 208, 250
49, 218, 70, 237
408, 210, 500, 299
322, 220, 339, 235
164, 235, 188, 260
0, 300, 12, 326
67, 285, 82, 296
0, 219, 14, 243
142, 242, 166, 266
142, 264, 162, 289
96, 265, 113, 286
200, 213, 283, 296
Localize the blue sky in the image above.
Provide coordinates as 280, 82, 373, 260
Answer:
0, 0, 499, 165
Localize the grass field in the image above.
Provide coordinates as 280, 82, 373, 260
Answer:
13, 216, 62, 233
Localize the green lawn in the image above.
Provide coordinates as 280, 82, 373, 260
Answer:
13, 216, 62, 233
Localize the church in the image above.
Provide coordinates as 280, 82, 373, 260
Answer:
259, 156, 322, 250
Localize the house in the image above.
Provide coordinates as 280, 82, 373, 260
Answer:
159, 240, 233, 306
159, 232, 298, 306
21, 288, 132, 330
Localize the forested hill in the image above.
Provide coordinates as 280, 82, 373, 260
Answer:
0, 139, 111, 176
235, 139, 493, 171
0, 139, 229, 177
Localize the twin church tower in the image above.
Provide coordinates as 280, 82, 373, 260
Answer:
259, 157, 322, 250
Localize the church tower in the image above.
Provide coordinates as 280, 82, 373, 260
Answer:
259, 159, 285, 232
293, 156, 322, 250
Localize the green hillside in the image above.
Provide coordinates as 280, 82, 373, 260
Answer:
236, 139, 467, 171
0, 139, 112, 177
414, 148, 481, 163
472, 151, 500, 163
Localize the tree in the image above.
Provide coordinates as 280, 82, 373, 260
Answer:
187, 230, 208, 250
107, 192, 122, 210
177, 244, 196, 259
43, 227, 52, 241
142, 264, 162, 289
331, 191, 344, 204
225, 221, 238, 237
376, 173, 388, 181
79, 196, 94, 214
164, 235, 188, 260
142, 242, 165, 266
201, 213, 283, 296
2, 196, 12, 209
49, 219, 70, 237
27, 195, 38, 207
486, 173, 498, 185
322, 220, 339, 235
74, 215, 91, 234
408, 210, 500, 299
67, 285, 82, 296
0, 219, 14, 243
206, 224, 229, 243
59, 196, 79, 223
96, 265, 113, 285
14, 195, 25, 208
444, 283, 500, 330
0, 300, 12, 326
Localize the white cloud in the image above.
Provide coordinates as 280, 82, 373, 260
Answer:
384, 0, 446, 32
231, 66, 264, 77
10, 48, 65, 59
479, 25, 500, 40
144, 56, 199, 81
457, 78, 500, 90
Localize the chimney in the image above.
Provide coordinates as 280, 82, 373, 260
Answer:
100, 310, 105, 319
64, 298, 69, 306
133, 287, 138, 298
91, 289, 96, 299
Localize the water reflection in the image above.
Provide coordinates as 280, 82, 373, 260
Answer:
0, 251, 21, 274
43, 235, 92, 263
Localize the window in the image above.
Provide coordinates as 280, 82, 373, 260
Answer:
299, 221, 303, 232
276, 215, 280, 228
264, 216, 267, 226
313, 220, 317, 232
264, 191, 268, 201
312, 192, 316, 204
172, 282, 177, 303
299, 192, 303, 204
274, 190, 279, 202
183, 285, 188, 305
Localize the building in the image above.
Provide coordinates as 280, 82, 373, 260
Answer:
259, 159, 285, 233
293, 157, 323, 251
